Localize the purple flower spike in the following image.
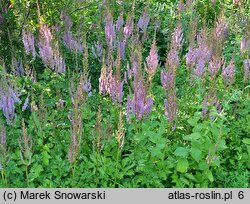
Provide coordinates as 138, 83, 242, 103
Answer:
124, 18, 133, 40
22, 29, 36, 58
243, 59, 250, 82
105, 14, 116, 49
161, 69, 174, 91
92, 42, 103, 61
0, 85, 20, 124
138, 10, 150, 31
118, 40, 126, 60
116, 14, 124, 31
63, 31, 83, 53
172, 23, 183, 51
145, 40, 158, 77
164, 93, 177, 125
241, 36, 250, 54
126, 79, 153, 121
222, 59, 235, 86
38, 24, 54, 68
208, 56, 224, 77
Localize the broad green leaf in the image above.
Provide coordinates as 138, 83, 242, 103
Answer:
174, 147, 189, 157
177, 158, 189, 173
205, 170, 214, 182
183, 132, 201, 141
242, 138, 250, 145
198, 160, 209, 170
191, 147, 202, 162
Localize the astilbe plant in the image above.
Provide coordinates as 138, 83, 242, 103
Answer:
243, 59, 250, 83
11, 57, 24, 77
38, 24, 54, 68
145, 38, 158, 83
18, 118, 32, 185
126, 77, 153, 122
160, 23, 183, 128
22, 29, 36, 58
0, 79, 20, 124
67, 75, 87, 171
92, 42, 103, 62
222, 58, 235, 87
38, 23, 66, 73
105, 12, 116, 49
138, 10, 150, 32
62, 13, 83, 53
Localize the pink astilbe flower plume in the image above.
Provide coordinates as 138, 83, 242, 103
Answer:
145, 39, 158, 80
22, 29, 36, 58
222, 59, 235, 86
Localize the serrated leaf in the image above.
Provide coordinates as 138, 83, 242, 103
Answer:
183, 132, 201, 141
205, 170, 214, 182
177, 158, 189, 173
187, 117, 199, 126
242, 138, 250, 145
191, 147, 202, 162
174, 147, 189, 157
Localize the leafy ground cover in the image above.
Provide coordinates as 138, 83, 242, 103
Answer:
0, 0, 249, 187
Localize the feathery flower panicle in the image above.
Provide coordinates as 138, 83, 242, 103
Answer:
22, 96, 30, 111
12, 58, 24, 77
240, 36, 250, 54
38, 24, 54, 68
164, 93, 177, 126
126, 79, 153, 121
116, 111, 125, 149
63, 31, 83, 52
145, 39, 158, 79
243, 59, 250, 83
116, 14, 124, 31
105, 13, 116, 49
92, 42, 103, 60
53, 44, 66, 74
118, 40, 126, 60
18, 119, 32, 166
166, 49, 179, 70
172, 23, 183, 51
99, 61, 114, 96
222, 59, 235, 86
22, 29, 36, 58
124, 18, 133, 40
138, 10, 150, 31
0, 83, 20, 124
60, 11, 73, 30
161, 69, 175, 91
109, 78, 124, 104
208, 56, 224, 77
186, 46, 197, 69
195, 59, 206, 77
214, 17, 228, 42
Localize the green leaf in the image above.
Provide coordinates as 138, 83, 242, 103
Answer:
42, 151, 51, 166
242, 138, 250, 145
191, 147, 202, 162
183, 132, 201, 141
174, 147, 189, 157
198, 160, 209, 170
177, 158, 189, 173
187, 116, 199, 126
205, 170, 214, 182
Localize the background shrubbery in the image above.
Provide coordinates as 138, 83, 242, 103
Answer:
0, 0, 249, 187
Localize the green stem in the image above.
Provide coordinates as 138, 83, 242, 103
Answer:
114, 147, 120, 187
162, 126, 170, 162
25, 165, 29, 187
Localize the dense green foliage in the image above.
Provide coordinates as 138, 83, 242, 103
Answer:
0, 0, 249, 187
